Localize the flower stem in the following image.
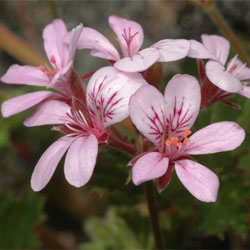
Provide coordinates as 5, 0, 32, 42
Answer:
108, 136, 137, 156
207, 6, 250, 66
191, 0, 250, 66
145, 181, 164, 249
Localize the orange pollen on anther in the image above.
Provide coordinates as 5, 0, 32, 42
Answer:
165, 139, 171, 146
171, 137, 178, 145
177, 142, 183, 148
38, 65, 57, 77
183, 138, 190, 144
183, 130, 191, 137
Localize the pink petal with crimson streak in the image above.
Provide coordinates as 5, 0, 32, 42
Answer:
87, 66, 147, 128
76, 27, 120, 61
175, 159, 219, 202
24, 100, 71, 127
1, 64, 49, 87
206, 60, 243, 92
151, 39, 190, 62
188, 40, 216, 60
164, 74, 201, 138
109, 15, 144, 57
64, 134, 98, 187
129, 85, 165, 150
201, 34, 230, 65
185, 121, 245, 155
43, 19, 69, 69
114, 48, 159, 72
31, 136, 74, 192
1, 91, 55, 118
132, 152, 169, 186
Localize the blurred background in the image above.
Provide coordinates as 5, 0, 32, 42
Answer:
0, 0, 250, 249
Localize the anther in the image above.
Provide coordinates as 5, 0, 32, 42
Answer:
171, 137, 178, 145
183, 130, 191, 137
177, 142, 183, 148
183, 138, 190, 144
165, 139, 171, 146
38, 66, 46, 72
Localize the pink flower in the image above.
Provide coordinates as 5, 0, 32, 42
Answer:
189, 35, 250, 98
76, 15, 190, 73
1, 19, 83, 118
26, 66, 147, 191
129, 74, 245, 202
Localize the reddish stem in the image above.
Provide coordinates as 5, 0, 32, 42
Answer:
109, 126, 128, 142
108, 136, 137, 156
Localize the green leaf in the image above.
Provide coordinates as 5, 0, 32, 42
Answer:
198, 176, 250, 239
81, 207, 154, 249
0, 190, 45, 248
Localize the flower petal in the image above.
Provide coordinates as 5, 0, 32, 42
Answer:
227, 57, 250, 81
1, 64, 49, 86
49, 61, 72, 96
31, 136, 74, 191
114, 48, 159, 72
201, 34, 230, 65
151, 39, 190, 62
1, 91, 55, 118
188, 40, 216, 60
77, 27, 120, 61
238, 86, 250, 98
129, 85, 165, 150
87, 66, 147, 128
24, 100, 70, 127
67, 23, 84, 64
132, 152, 169, 186
108, 15, 144, 57
186, 121, 245, 155
164, 74, 201, 137
175, 159, 219, 202
206, 60, 243, 92
64, 134, 98, 187
43, 19, 69, 68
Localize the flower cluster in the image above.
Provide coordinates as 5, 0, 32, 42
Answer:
1, 16, 248, 202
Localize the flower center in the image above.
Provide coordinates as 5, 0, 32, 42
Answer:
62, 99, 107, 142
38, 55, 58, 78
164, 130, 191, 159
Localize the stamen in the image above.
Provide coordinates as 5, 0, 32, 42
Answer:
183, 130, 191, 137
37, 66, 46, 72
234, 63, 246, 76
177, 142, 183, 148
183, 138, 190, 144
165, 139, 171, 146
171, 137, 178, 145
